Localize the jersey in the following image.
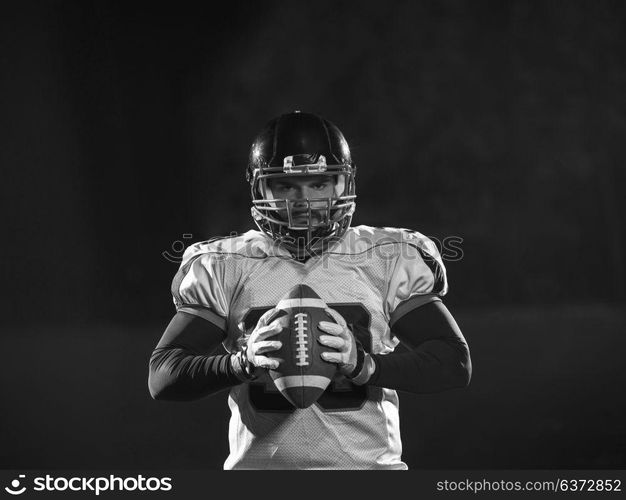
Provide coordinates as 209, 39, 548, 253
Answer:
170, 225, 448, 470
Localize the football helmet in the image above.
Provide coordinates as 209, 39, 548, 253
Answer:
247, 111, 357, 257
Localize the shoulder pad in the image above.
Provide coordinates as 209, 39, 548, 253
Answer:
180, 230, 276, 264
342, 225, 439, 256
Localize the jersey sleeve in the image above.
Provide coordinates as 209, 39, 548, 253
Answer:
170, 248, 230, 331
385, 231, 448, 326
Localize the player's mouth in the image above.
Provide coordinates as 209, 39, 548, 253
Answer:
292, 211, 322, 225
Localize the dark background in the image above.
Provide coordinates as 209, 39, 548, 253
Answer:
1, 0, 625, 469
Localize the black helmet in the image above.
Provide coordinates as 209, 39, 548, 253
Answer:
247, 111, 357, 257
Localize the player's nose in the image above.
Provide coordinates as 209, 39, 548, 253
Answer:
292, 188, 308, 204
301, 186, 317, 200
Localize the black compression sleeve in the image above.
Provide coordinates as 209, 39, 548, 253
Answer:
368, 300, 472, 394
148, 312, 243, 401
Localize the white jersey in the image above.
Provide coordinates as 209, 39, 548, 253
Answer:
171, 225, 448, 469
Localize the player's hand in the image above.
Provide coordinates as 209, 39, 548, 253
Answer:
244, 307, 284, 373
318, 308, 359, 376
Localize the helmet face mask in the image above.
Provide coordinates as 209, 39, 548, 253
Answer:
247, 113, 357, 257
250, 165, 356, 256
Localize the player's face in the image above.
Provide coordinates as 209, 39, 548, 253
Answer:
267, 175, 336, 226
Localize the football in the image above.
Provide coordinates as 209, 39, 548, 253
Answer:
268, 284, 338, 408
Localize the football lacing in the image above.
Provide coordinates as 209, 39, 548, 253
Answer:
294, 313, 309, 366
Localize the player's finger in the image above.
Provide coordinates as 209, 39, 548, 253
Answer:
324, 308, 347, 328
269, 315, 290, 329
318, 335, 344, 350
257, 307, 281, 327
321, 352, 343, 364
255, 322, 283, 339
318, 321, 343, 335
254, 355, 281, 369
254, 340, 282, 354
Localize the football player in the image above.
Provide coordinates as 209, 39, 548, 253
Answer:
148, 111, 472, 469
